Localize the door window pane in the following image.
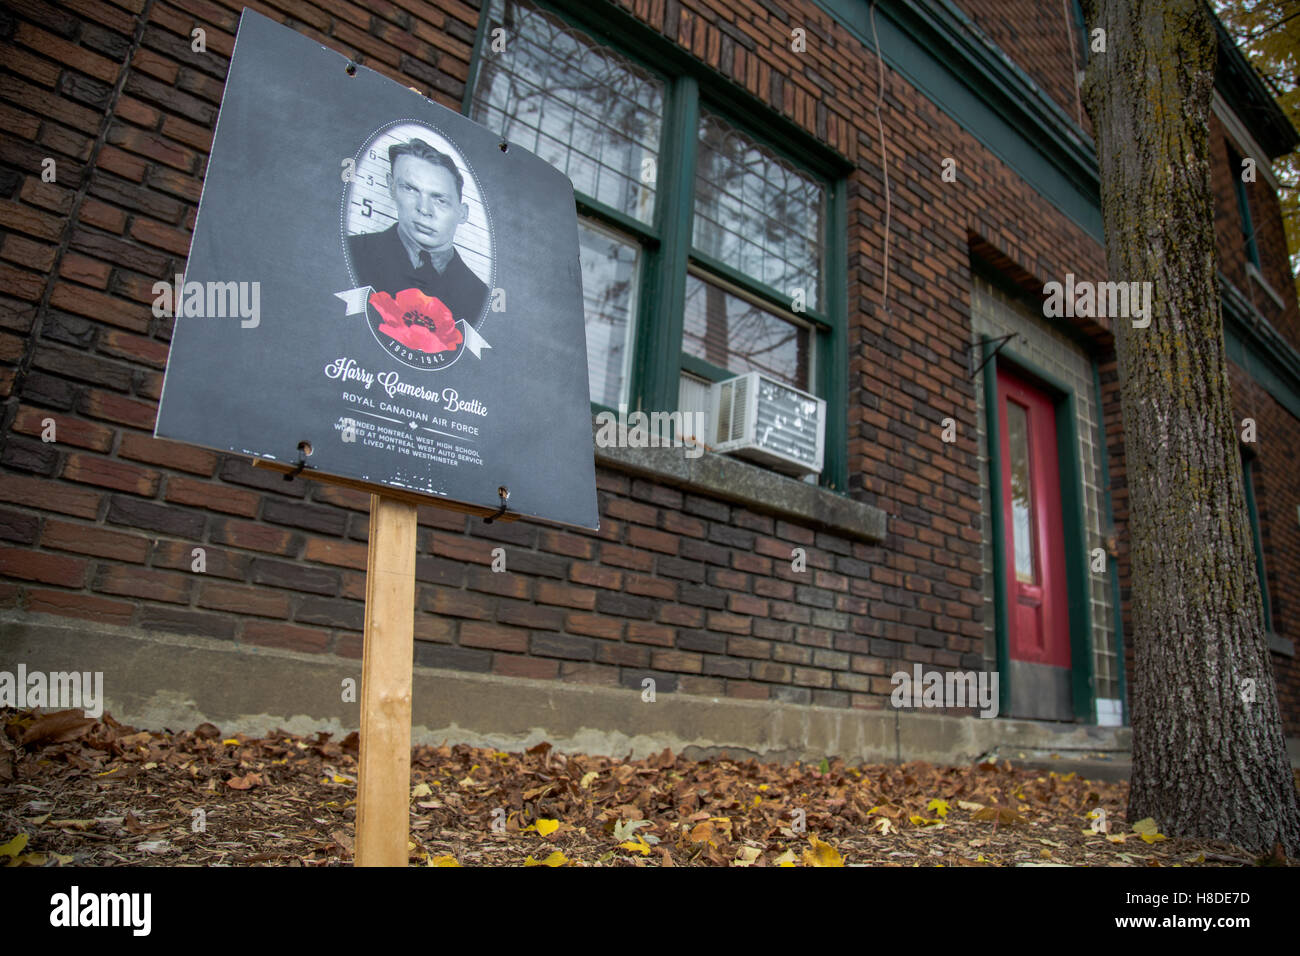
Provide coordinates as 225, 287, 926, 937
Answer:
683, 273, 810, 390
1006, 400, 1036, 584
470, 0, 663, 224
693, 111, 825, 308
578, 219, 639, 408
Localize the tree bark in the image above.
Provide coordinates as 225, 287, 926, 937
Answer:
1081, 0, 1299, 856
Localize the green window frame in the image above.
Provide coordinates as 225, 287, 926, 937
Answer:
1241, 450, 1273, 632
463, 0, 849, 491
1227, 143, 1261, 268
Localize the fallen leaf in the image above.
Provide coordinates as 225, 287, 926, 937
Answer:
427, 855, 461, 867
523, 850, 567, 867
0, 834, 29, 858
1131, 818, 1166, 844
20, 710, 97, 746
802, 835, 844, 867
535, 818, 560, 837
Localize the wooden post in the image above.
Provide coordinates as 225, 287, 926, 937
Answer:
354, 493, 418, 866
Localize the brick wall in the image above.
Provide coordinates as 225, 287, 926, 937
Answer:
1, 0, 1297, 732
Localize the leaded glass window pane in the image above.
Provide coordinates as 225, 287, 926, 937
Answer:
683, 273, 810, 390
577, 219, 639, 408
693, 111, 824, 308
470, 0, 663, 224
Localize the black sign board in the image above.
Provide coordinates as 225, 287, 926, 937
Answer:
155, 10, 598, 530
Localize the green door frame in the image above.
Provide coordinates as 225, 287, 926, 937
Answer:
980, 334, 1096, 722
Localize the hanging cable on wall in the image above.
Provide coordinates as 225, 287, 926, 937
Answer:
869, 1, 893, 317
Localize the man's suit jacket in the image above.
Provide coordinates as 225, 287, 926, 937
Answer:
347, 224, 488, 328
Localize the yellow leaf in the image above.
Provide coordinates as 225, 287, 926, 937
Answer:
619, 836, 652, 856
221, 738, 239, 746
428, 855, 461, 867
802, 835, 844, 867
53, 853, 74, 865
411, 783, 432, 798
535, 818, 560, 837
29, 813, 51, 826
523, 850, 567, 867
1061, 772, 1077, 781
927, 798, 949, 818
910, 815, 943, 827
8, 852, 47, 867
580, 771, 599, 789
1131, 818, 1166, 844
757, 784, 769, 791
0, 834, 29, 858
752, 795, 761, 806
773, 849, 798, 866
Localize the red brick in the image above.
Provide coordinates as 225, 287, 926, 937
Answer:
94, 564, 192, 603
197, 580, 292, 619
564, 613, 622, 640
58, 252, 112, 288
98, 329, 171, 368
303, 537, 368, 569
41, 519, 150, 562
0, 546, 88, 587
570, 563, 621, 589
623, 572, 676, 599
538, 529, 594, 559
0, 234, 57, 272
97, 144, 148, 181
0, 199, 63, 242
11, 406, 115, 452
62, 452, 161, 496
25, 588, 135, 626
651, 650, 703, 673
164, 476, 260, 516
49, 284, 151, 332
78, 197, 127, 232
16, 23, 121, 84
459, 621, 528, 653
210, 519, 298, 556
535, 580, 595, 610
0, 476, 100, 518
242, 621, 329, 653
493, 655, 559, 680
627, 621, 674, 646
117, 432, 217, 475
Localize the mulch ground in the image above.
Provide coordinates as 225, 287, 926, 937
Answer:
1, 707, 1290, 867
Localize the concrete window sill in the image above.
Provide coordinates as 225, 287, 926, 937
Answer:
591, 417, 887, 543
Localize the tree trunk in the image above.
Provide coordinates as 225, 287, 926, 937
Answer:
1081, 0, 1300, 856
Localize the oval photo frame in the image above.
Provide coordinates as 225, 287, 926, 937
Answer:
341, 120, 495, 372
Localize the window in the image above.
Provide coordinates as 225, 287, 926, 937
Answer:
1227, 143, 1261, 268
468, 0, 845, 488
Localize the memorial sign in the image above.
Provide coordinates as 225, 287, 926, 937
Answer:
155, 10, 600, 866
155, 10, 599, 531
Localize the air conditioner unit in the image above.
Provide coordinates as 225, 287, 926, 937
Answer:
709, 371, 825, 477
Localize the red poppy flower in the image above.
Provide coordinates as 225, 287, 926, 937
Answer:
369, 288, 463, 354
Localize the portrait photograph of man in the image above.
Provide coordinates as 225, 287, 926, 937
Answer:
343, 124, 494, 367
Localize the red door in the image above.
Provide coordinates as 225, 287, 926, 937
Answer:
996, 366, 1070, 669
